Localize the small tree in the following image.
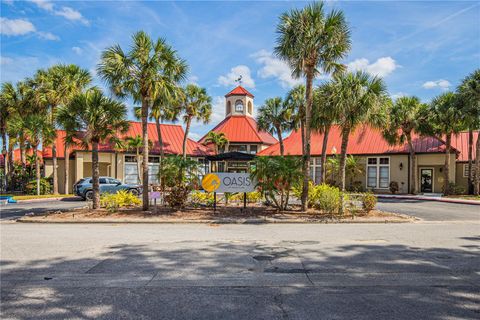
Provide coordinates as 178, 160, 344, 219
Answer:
257, 97, 291, 156
125, 135, 144, 184
57, 88, 129, 208
203, 132, 228, 155
251, 156, 302, 211
180, 84, 212, 159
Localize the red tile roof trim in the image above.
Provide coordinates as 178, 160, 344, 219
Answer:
225, 86, 254, 98
258, 126, 469, 157
199, 115, 277, 145
42, 122, 212, 159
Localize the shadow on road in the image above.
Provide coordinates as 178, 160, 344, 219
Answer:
1, 238, 479, 319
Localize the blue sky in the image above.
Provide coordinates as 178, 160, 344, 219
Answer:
1, 0, 479, 140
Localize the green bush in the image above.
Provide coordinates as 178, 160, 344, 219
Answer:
446, 182, 467, 195
190, 191, 215, 207
362, 192, 377, 213
229, 192, 263, 203
164, 185, 191, 209
25, 178, 52, 195
100, 190, 141, 212
389, 181, 399, 194
310, 184, 342, 214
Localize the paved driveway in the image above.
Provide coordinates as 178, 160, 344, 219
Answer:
377, 198, 480, 221
0, 198, 86, 220
1, 223, 479, 320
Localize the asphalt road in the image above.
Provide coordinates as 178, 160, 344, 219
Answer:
0, 198, 86, 220
377, 198, 480, 221
1, 222, 479, 319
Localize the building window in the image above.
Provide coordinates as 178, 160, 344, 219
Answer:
230, 144, 247, 152
124, 156, 160, 185
463, 164, 476, 178
226, 101, 232, 114
235, 99, 244, 112
309, 157, 323, 184
248, 101, 252, 114
250, 145, 258, 154
367, 157, 390, 189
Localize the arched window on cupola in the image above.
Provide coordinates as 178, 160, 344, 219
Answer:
248, 101, 252, 115
235, 99, 244, 112
226, 101, 231, 114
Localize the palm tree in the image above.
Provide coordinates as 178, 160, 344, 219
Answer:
425, 92, 465, 195
33, 65, 91, 194
285, 85, 306, 155
457, 69, 480, 195
125, 135, 144, 184
332, 71, 388, 191
180, 84, 212, 159
56, 106, 80, 194
312, 82, 339, 183
383, 96, 427, 194
275, 2, 351, 211
257, 97, 291, 156
98, 31, 188, 211
203, 131, 228, 155
57, 88, 129, 209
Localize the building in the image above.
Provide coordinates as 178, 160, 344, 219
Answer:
198, 86, 277, 172
259, 126, 479, 194
42, 122, 211, 194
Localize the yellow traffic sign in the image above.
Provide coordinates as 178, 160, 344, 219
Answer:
202, 173, 220, 192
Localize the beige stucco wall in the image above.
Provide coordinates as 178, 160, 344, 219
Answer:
416, 153, 456, 193
44, 159, 76, 194
455, 162, 470, 191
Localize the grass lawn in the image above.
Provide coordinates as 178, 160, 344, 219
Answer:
0, 194, 75, 201
444, 195, 480, 201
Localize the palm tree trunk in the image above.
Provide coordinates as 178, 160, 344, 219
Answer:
182, 117, 191, 160
301, 72, 314, 212
52, 143, 58, 194
474, 133, 480, 196
443, 133, 451, 195
406, 134, 417, 194
155, 117, 164, 185
339, 127, 350, 191
320, 125, 330, 183
33, 143, 40, 196
7, 138, 14, 190
64, 144, 69, 194
19, 137, 26, 176
467, 129, 473, 194
141, 98, 150, 211
91, 141, 100, 209
276, 126, 284, 156
136, 149, 142, 184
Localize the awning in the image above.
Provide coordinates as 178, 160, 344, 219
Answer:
206, 151, 256, 161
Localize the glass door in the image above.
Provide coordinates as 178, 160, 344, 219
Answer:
420, 169, 433, 193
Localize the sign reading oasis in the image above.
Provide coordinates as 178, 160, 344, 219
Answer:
201, 173, 256, 193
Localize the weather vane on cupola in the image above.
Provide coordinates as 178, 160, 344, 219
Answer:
235, 75, 243, 86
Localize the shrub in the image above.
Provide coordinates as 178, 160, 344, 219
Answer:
100, 190, 141, 212
389, 181, 399, 194
292, 181, 316, 207
446, 182, 467, 195
164, 185, 191, 208
229, 191, 263, 203
25, 178, 52, 195
310, 184, 342, 214
349, 180, 364, 192
362, 192, 377, 213
190, 191, 215, 207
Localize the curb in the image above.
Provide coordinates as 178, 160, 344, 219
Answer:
14, 197, 82, 203
377, 195, 480, 206
15, 217, 413, 224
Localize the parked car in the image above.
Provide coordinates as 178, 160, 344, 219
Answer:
74, 177, 142, 201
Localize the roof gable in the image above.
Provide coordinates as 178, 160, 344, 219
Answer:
225, 86, 254, 98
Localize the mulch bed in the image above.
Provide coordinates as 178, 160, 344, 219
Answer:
18, 203, 414, 223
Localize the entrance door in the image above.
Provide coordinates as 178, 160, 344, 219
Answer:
420, 169, 433, 193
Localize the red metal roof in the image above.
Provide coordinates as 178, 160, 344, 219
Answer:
225, 86, 254, 98
43, 122, 212, 159
450, 131, 479, 162
199, 115, 277, 145
258, 125, 454, 156
0, 149, 43, 166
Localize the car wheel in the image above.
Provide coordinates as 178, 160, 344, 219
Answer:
85, 190, 94, 201
129, 189, 139, 196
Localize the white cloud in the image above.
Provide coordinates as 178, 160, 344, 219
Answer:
252, 49, 303, 88
218, 65, 255, 88
72, 46, 83, 55
347, 56, 398, 77
422, 79, 451, 90
29, 0, 53, 11
391, 92, 407, 100
37, 31, 59, 41
188, 132, 201, 141
0, 56, 13, 65
0, 17, 36, 36
29, 0, 89, 25
187, 75, 199, 85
